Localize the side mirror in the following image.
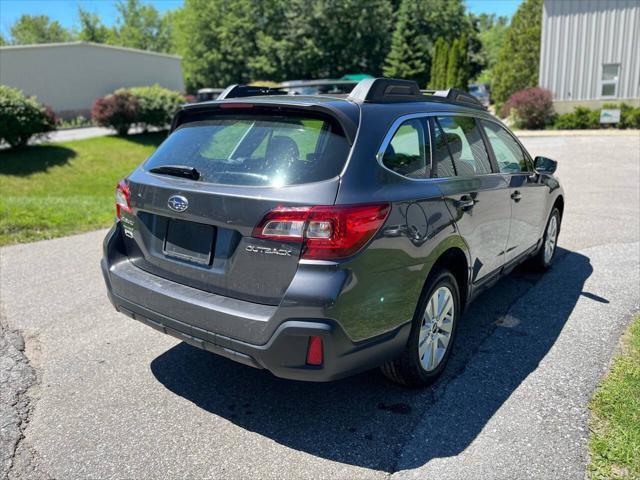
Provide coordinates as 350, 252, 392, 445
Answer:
534, 156, 558, 175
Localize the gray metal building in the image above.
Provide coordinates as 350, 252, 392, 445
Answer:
539, 0, 639, 113
0, 41, 184, 118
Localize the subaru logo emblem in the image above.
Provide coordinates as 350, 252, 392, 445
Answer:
167, 195, 189, 212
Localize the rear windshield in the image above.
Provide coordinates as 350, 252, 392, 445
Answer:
144, 110, 350, 187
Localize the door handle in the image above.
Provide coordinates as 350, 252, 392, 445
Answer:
511, 190, 522, 202
455, 195, 475, 210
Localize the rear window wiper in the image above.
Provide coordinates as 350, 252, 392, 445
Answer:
148, 165, 200, 181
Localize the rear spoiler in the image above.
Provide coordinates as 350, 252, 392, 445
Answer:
170, 100, 359, 145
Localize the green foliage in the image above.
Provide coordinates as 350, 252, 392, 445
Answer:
57, 116, 93, 130
0, 85, 56, 148
551, 103, 640, 130
175, 0, 393, 90
429, 38, 449, 89
0, 133, 166, 245
589, 316, 640, 479
603, 103, 640, 129
383, 0, 466, 84
77, 7, 112, 43
257, 0, 394, 81
492, 0, 543, 106
127, 85, 184, 129
445, 35, 470, 89
0, 33, 6, 46
471, 13, 509, 85
552, 107, 600, 130
9, 14, 72, 44
110, 0, 172, 52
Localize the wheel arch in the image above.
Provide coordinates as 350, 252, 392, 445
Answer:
424, 236, 471, 311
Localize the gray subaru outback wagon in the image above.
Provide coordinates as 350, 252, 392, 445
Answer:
101, 78, 564, 387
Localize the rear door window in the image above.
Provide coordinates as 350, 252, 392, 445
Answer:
481, 120, 531, 173
145, 112, 349, 187
435, 116, 492, 176
382, 118, 430, 179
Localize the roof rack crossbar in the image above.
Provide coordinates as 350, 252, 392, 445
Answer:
347, 78, 423, 103
217, 84, 287, 100
428, 88, 483, 108
347, 78, 485, 109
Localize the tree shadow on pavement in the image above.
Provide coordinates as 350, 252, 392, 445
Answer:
150, 247, 593, 473
0, 145, 76, 176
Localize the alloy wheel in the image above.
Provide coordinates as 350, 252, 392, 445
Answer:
418, 286, 454, 372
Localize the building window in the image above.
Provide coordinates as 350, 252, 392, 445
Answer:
601, 64, 620, 98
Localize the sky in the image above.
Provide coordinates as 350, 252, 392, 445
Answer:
0, 0, 523, 40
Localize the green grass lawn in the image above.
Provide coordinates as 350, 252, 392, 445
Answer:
0, 133, 166, 246
589, 316, 640, 479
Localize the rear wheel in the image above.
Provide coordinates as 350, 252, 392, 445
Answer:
529, 207, 561, 271
381, 269, 460, 387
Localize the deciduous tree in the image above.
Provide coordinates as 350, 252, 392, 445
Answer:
492, 0, 543, 106
77, 7, 112, 43
10, 15, 71, 44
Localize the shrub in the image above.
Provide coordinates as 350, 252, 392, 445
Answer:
127, 85, 184, 130
91, 91, 139, 135
603, 103, 640, 129
0, 85, 57, 148
553, 107, 600, 130
501, 87, 554, 129
623, 107, 640, 129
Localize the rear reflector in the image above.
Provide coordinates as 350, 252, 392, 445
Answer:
253, 203, 390, 260
115, 179, 132, 218
306, 336, 324, 366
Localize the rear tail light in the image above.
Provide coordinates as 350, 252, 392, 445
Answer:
306, 336, 324, 366
115, 179, 132, 218
253, 203, 390, 260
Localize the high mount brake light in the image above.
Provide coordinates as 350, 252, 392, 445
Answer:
115, 180, 132, 218
253, 203, 390, 260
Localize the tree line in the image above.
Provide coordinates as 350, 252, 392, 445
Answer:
0, 0, 542, 106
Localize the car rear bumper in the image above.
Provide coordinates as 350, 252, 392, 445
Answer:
101, 224, 410, 382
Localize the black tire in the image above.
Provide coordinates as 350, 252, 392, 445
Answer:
381, 268, 460, 388
529, 207, 561, 272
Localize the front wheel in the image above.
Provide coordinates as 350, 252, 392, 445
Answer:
381, 269, 460, 388
529, 207, 561, 271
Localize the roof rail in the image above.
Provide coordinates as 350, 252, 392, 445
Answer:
348, 78, 423, 103
217, 84, 286, 100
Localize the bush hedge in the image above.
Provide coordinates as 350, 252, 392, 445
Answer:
552, 103, 640, 130
501, 87, 554, 130
91, 91, 139, 135
92, 85, 184, 135
0, 85, 57, 148
127, 85, 185, 130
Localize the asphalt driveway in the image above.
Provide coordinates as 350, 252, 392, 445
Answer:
1, 134, 639, 479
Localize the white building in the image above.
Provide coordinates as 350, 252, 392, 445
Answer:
0, 41, 184, 118
539, 0, 639, 113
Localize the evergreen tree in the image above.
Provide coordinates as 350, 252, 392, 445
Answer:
492, 0, 543, 106
446, 38, 460, 88
429, 38, 449, 89
442, 34, 470, 90
383, 0, 466, 83
454, 34, 470, 89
